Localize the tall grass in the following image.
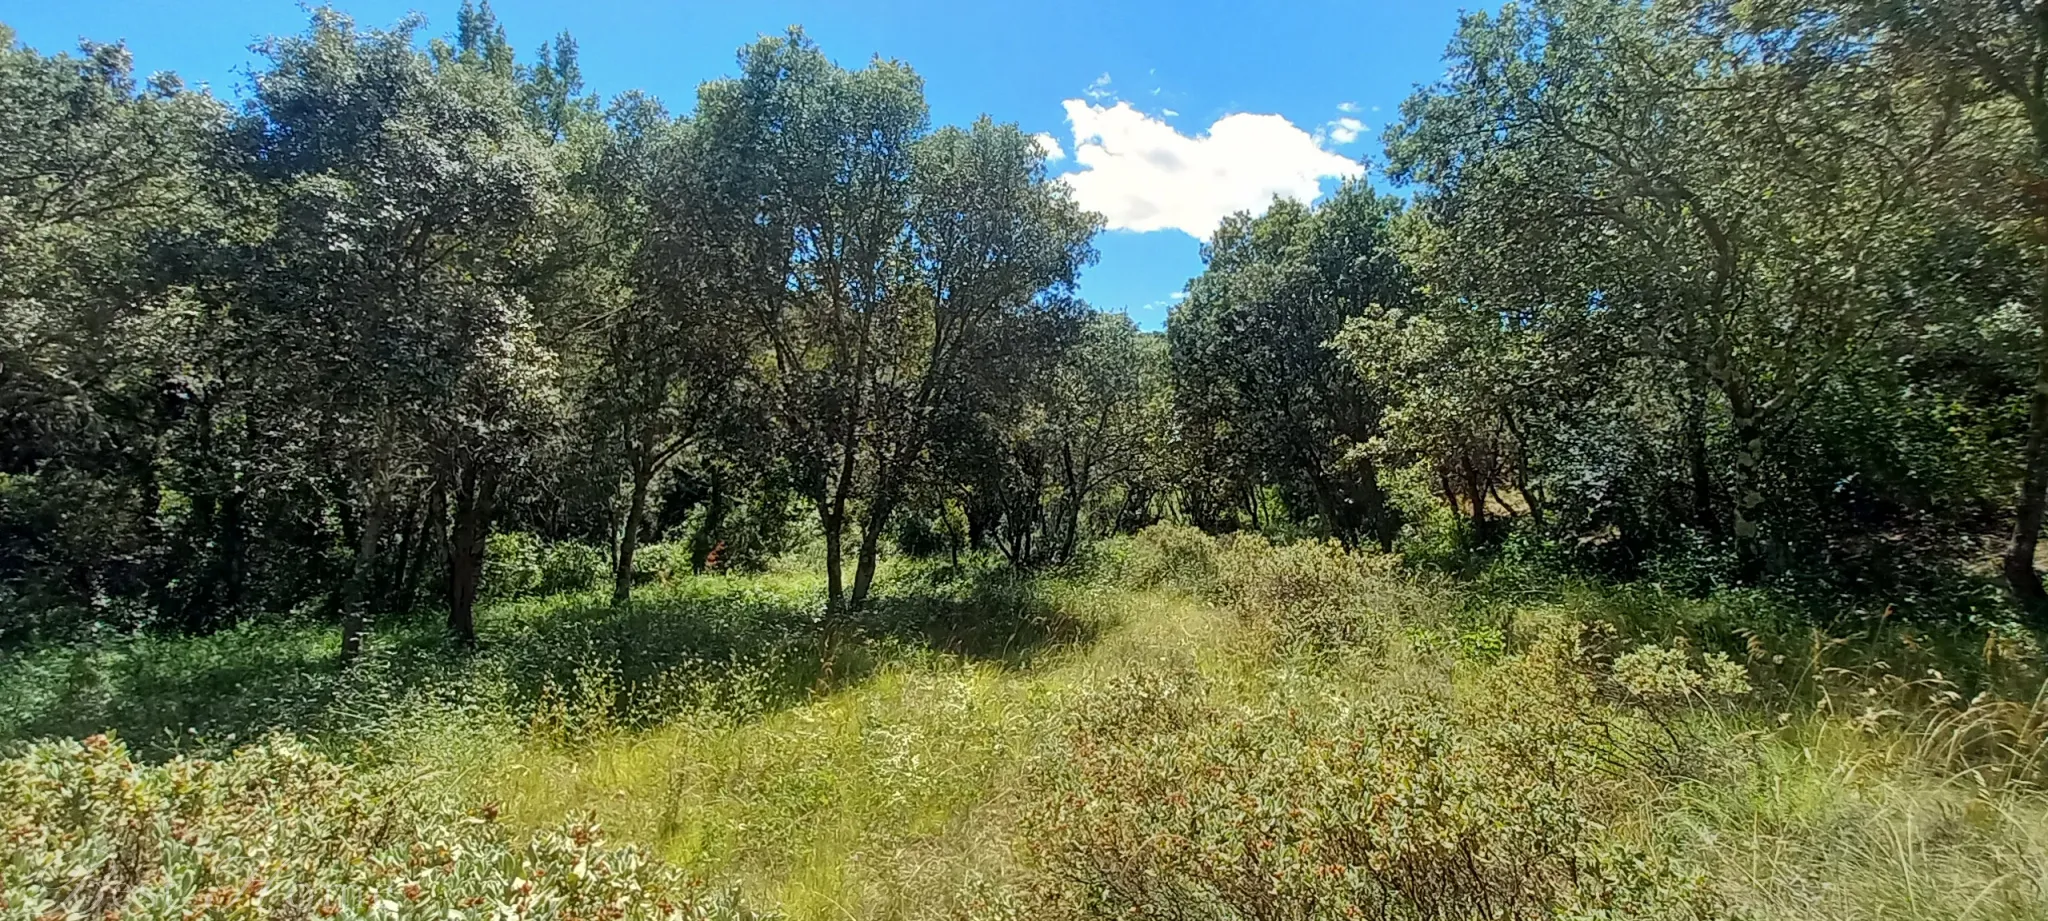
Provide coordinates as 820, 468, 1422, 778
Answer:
5, 526, 2045, 919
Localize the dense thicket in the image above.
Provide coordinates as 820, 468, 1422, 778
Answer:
6, 0, 2048, 653
1176, 0, 2048, 618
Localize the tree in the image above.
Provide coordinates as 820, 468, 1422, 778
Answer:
1387, 0, 1960, 578
1824, 0, 2048, 609
977, 312, 1166, 568
233, 8, 558, 655
1169, 182, 1410, 549
558, 95, 758, 605
697, 31, 1095, 613
0, 27, 225, 639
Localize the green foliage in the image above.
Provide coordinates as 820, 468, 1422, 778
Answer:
1024, 661, 1717, 921
1168, 183, 1408, 546
481, 533, 607, 602
0, 733, 765, 919
1116, 523, 1219, 590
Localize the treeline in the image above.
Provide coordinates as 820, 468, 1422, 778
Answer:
0, 4, 1125, 653
1172, 0, 2048, 619
7, 0, 2048, 652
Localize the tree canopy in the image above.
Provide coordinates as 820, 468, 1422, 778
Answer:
6, 0, 2048, 654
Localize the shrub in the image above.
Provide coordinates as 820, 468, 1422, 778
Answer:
634, 541, 696, 586
1208, 536, 1445, 655
482, 530, 546, 602
537, 541, 608, 597
1118, 523, 1218, 590
1024, 668, 1715, 921
0, 733, 768, 920
483, 534, 608, 603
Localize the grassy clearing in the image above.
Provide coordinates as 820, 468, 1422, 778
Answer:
6, 531, 2047, 919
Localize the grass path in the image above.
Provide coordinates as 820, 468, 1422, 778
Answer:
482, 588, 1237, 920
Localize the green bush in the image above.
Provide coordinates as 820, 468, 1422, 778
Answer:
484, 534, 608, 603
1024, 665, 1716, 921
634, 541, 696, 586
0, 733, 769, 920
538, 541, 608, 597
1118, 523, 1218, 590
482, 531, 546, 603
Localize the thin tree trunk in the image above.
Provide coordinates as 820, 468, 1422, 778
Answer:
1686, 377, 1714, 530
613, 461, 654, 606
690, 471, 728, 575
1729, 406, 1766, 583
2005, 289, 2048, 610
447, 461, 495, 647
339, 480, 387, 664
381, 494, 421, 616
850, 499, 891, 610
822, 507, 846, 614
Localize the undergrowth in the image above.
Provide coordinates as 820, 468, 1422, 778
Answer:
4, 526, 2046, 919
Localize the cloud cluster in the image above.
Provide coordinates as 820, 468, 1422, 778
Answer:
1323, 117, 1366, 145
1055, 99, 1363, 239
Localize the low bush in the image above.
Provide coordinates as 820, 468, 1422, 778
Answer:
1023, 662, 1718, 921
1209, 536, 1444, 655
1117, 523, 1218, 590
0, 733, 768, 920
485, 533, 609, 603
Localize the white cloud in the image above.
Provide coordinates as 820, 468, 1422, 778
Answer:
1337, 101, 1360, 113
1324, 117, 1365, 145
1033, 132, 1066, 162
1162, 108, 1179, 117
1057, 99, 1364, 238
1085, 72, 1114, 100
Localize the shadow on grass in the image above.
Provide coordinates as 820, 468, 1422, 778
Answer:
0, 558, 1105, 759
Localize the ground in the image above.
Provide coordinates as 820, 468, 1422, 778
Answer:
4, 530, 2046, 920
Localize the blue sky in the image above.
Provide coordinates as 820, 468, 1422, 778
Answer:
3, 0, 1474, 328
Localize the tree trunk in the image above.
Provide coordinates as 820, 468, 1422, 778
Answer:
339, 480, 387, 665
381, 494, 421, 616
1685, 378, 1715, 530
219, 477, 247, 615
612, 462, 654, 606
447, 461, 495, 647
822, 507, 846, 614
2004, 300, 2048, 610
850, 502, 889, 610
966, 501, 991, 550
690, 471, 728, 575
1729, 408, 1767, 583
397, 480, 440, 616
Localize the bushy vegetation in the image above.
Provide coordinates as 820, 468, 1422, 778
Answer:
1, 734, 762, 920
9, 0, 2048, 918
4, 526, 2046, 920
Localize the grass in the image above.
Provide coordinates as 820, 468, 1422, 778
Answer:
5, 530, 2047, 919
432, 589, 1234, 919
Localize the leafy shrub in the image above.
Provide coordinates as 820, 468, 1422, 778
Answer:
484, 534, 608, 603
1117, 523, 1217, 590
482, 530, 546, 602
538, 541, 608, 597
1208, 536, 1446, 655
1024, 667, 1715, 921
634, 541, 696, 586
0, 733, 768, 920
1610, 643, 1751, 706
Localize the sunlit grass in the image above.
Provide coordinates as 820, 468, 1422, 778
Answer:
6, 534, 2045, 920
470, 590, 1229, 919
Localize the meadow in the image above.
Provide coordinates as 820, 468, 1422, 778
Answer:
5, 527, 2044, 920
